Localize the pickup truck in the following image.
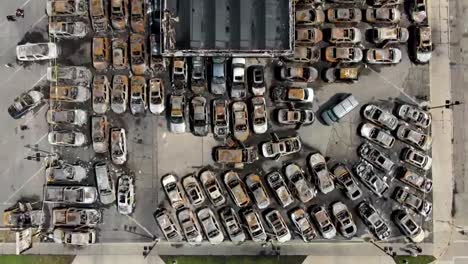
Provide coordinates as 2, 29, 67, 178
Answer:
214, 146, 258, 169
44, 186, 98, 204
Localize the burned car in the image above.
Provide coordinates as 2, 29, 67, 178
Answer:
53, 228, 96, 245
284, 163, 316, 203
130, 0, 146, 33
324, 67, 359, 83
295, 27, 323, 45
243, 208, 267, 242
399, 168, 433, 193
110, 0, 128, 30
245, 174, 271, 210
219, 207, 246, 243
182, 174, 206, 207
177, 208, 202, 245
363, 104, 399, 130
279, 65, 318, 83
46, 109, 87, 126
327, 8, 362, 23
365, 48, 402, 64
117, 175, 135, 215
290, 208, 317, 242
296, 7, 325, 25
49, 21, 87, 39
396, 124, 432, 150
393, 187, 432, 217
266, 171, 294, 208
231, 58, 247, 99
9, 90, 44, 119
372, 27, 409, 44
262, 135, 302, 160
394, 210, 425, 243
366, 7, 401, 24
354, 160, 389, 197
308, 153, 335, 194
46, 66, 92, 86
358, 143, 395, 173
277, 108, 315, 126
360, 122, 395, 149
110, 128, 127, 165
211, 57, 227, 94
271, 86, 314, 103
311, 206, 336, 239
172, 57, 188, 89
248, 65, 266, 96
48, 130, 86, 147
214, 146, 258, 168
162, 174, 186, 209
89, 0, 109, 32
170, 94, 186, 133
91, 115, 109, 153
112, 38, 128, 70
265, 210, 291, 243
149, 78, 165, 114
224, 171, 250, 207
92, 37, 110, 71
251, 96, 268, 134
95, 162, 115, 205
331, 202, 357, 238
397, 104, 431, 128
329, 27, 362, 44
200, 170, 226, 207
232, 101, 250, 142
154, 208, 182, 242
325, 46, 363, 63
44, 186, 97, 204
92, 75, 110, 114
401, 147, 432, 170
212, 99, 229, 139
130, 33, 147, 75
358, 201, 391, 240
46, 162, 87, 183
292, 46, 321, 63
46, 0, 88, 16
52, 208, 101, 227
197, 207, 224, 244
412, 25, 432, 64
191, 57, 207, 94
111, 75, 128, 114
332, 163, 363, 200
190, 96, 209, 136
130, 76, 147, 115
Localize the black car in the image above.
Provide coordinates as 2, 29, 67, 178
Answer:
8, 90, 44, 119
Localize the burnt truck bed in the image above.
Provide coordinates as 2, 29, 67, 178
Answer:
159, 0, 293, 56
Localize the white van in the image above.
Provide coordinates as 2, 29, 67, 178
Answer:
321, 95, 359, 125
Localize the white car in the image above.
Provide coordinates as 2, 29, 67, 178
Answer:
95, 162, 115, 205
162, 174, 186, 209
232, 101, 250, 142
251, 96, 268, 134
360, 122, 395, 149
231, 58, 247, 99
170, 94, 186, 133
262, 135, 302, 159
284, 163, 316, 203
91, 115, 108, 153
17, 43, 58, 61
362, 104, 399, 131
45, 163, 87, 182
397, 104, 431, 128
149, 78, 165, 114
154, 209, 183, 242
265, 210, 291, 243
277, 108, 315, 126
197, 207, 224, 244
117, 175, 135, 215
401, 148, 432, 170
110, 128, 127, 165
8, 90, 44, 119
308, 153, 335, 194
46, 109, 87, 126
178, 208, 203, 245
53, 228, 96, 246
331, 202, 357, 238
48, 131, 86, 147
396, 124, 432, 150
200, 170, 226, 207
311, 206, 336, 239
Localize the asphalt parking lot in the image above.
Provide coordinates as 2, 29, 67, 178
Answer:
0, 0, 433, 247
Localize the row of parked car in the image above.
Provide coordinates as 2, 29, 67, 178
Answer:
46, 0, 146, 33
42, 160, 135, 245
157, 163, 425, 243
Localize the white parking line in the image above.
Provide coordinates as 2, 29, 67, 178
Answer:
0, 67, 22, 86
3, 163, 46, 203
125, 215, 156, 239
20, 0, 34, 8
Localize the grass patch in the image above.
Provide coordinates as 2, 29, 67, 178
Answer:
394, 255, 436, 264
0, 255, 75, 264
161, 255, 306, 264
